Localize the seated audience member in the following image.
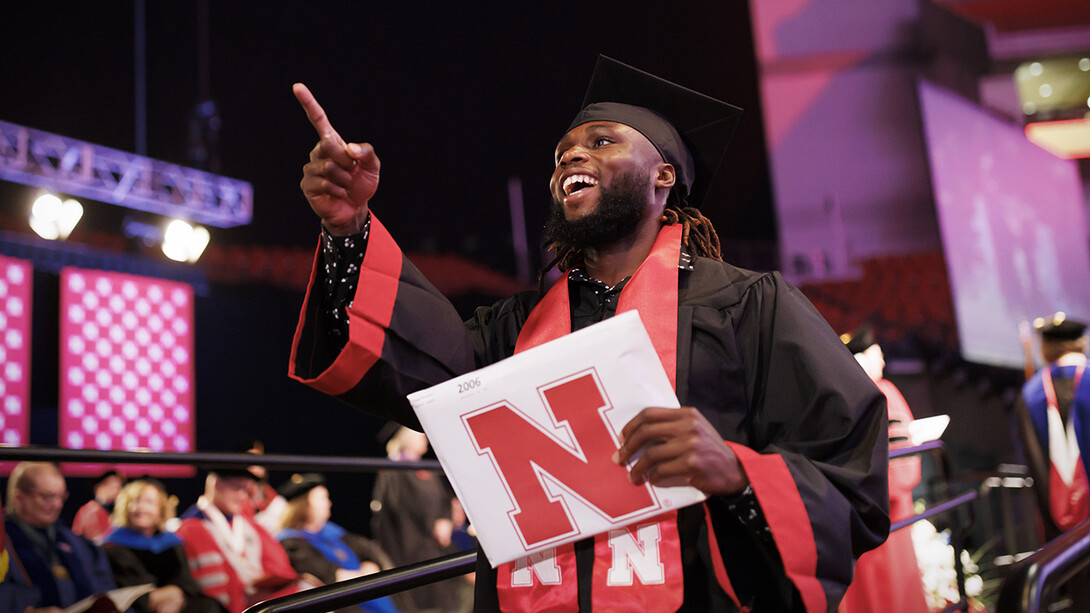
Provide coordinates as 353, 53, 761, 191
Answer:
2, 462, 119, 611
176, 469, 312, 613
0, 504, 47, 613
73, 470, 125, 544
236, 440, 287, 534
275, 473, 402, 613
838, 327, 928, 613
103, 479, 225, 613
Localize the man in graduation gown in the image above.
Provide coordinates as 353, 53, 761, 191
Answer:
2, 462, 120, 612
1014, 313, 1090, 608
287, 56, 890, 612
0, 504, 43, 613
176, 470, 310, 613
1016, 313, 1090, 540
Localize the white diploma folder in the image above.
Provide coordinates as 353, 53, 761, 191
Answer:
408, 310, 708, 567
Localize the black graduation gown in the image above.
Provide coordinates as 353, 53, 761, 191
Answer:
102, 531, 225, 613
278, 527, 411, 613
289, 216, 889, 612
370, 469, 458, 611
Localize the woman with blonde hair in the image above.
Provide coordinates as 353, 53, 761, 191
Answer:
102, 479, 224, 613
275, 473, 402, 613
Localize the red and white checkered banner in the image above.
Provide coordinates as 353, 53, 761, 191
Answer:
0, 255, 33, 474
59, 267, 196, 476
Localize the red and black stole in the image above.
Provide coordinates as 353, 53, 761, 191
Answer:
495, 224, 685, 612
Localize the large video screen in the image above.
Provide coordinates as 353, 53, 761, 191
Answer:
919, 80, 1090, 368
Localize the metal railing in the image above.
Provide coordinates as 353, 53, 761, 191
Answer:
245, 551, 477, 613
0, 446, 441, 473
248, 440, 980, 613
0, 442, 981, 613
996, 518, 1090, 613
0, 445, 469, 613
890, 440, 977, 613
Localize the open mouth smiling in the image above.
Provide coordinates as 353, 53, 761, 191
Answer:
562, 173, 599, 196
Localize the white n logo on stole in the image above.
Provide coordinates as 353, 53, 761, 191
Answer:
606, 523, 666, 586
510, 549, 563, 586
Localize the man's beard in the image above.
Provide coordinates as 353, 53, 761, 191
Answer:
544, 170, 653, 251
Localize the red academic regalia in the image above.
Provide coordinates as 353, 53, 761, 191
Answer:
1016, 364, 1090, 540
176, 502, 302, 613
1014, 364, 1090, 610
72, 500, 113, 544
289, 215, 890, 612
839, 379, 929, 613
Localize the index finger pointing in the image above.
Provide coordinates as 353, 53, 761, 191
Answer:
293, 83, 343, 143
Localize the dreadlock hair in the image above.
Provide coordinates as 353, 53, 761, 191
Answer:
537, 199, 722, 294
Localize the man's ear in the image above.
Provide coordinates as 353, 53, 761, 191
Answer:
655, 164, 676, 189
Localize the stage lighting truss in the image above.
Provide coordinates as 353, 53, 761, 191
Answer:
0, 119, 252, 228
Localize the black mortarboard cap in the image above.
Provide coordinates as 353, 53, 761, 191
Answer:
1035, 312, 1088, 341
567, 55, 743, 208
841, 325, 877, 355
276, 473, 325, 500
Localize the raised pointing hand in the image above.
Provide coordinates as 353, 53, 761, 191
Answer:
293, 83, 381, 236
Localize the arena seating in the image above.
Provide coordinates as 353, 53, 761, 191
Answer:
800, 251, 959, 354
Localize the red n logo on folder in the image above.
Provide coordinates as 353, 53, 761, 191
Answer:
463, 370, 661, 550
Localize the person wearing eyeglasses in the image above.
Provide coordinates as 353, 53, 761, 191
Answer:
1, 461, 120, 612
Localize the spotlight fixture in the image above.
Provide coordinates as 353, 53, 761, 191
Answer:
161, 219, 210, 263
29, 193, 83, 240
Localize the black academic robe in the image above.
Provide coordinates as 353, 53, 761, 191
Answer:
370, 469, 458, 612
290, 215, 889, 612
3, 516, 119, 609
277, 524, 408, 613
102, 528, 225, 613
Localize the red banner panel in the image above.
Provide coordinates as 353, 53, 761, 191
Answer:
0, 255, 33, 474
59, 268, 196, 477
